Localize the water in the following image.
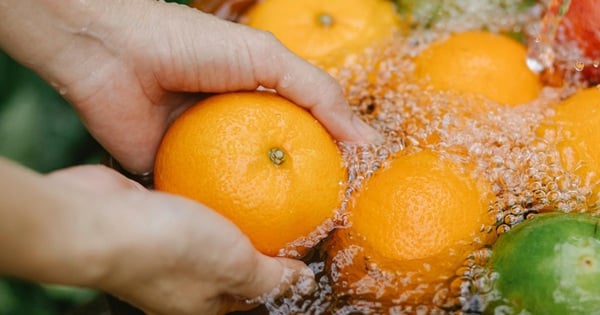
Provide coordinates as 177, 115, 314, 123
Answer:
251, 2, 597, 314
525, 0, 571, 74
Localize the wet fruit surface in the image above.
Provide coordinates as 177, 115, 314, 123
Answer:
154, 92, 345, 257
558, 0, 600, 83
488, 212, 600, 314
184, 1, 600, 314
327, 149, 495, 306
242, 0, 401, 66
413, 30, 542, 105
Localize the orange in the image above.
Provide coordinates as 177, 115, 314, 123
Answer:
327, 149, 496, 304
537, 87, 600, 205
413, 30, 542, 106
154, 92, 346, 256
241, 0, 401, 67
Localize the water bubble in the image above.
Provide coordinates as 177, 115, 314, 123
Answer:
574, 60, 585, 72
593, 60, 599, 68
496, 224, 511, 234
526, 57, 545, 73
504, 214, 523, 225
527, 45, 556, 73
524, 211, 537, 220
262, 20, 597, 313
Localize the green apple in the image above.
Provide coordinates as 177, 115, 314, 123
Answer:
487, 212, 600, 314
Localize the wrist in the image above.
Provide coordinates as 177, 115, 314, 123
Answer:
0, 160, 116, 288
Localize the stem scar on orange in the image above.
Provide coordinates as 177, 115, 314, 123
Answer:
153, 92, 346, 257
241, 0, 402, 67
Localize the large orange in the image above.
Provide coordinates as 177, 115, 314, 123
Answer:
413, 31, 542, 106
154, 92, 346, 256
327, 149, 496, 304
537, 87, 600, 207
242, 0, 401, 67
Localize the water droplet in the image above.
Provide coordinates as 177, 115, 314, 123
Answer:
526, 44, 556, 73
496, 224, 511, 234
593, 60, 600, 68
58, 87, 68, 96
526, 57, 545, 73
574, 60, 585, 72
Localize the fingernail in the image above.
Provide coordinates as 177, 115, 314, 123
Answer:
352, 115, 384, 144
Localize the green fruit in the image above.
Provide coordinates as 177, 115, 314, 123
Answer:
393, 0, 536, 29
488, 212, 600, 315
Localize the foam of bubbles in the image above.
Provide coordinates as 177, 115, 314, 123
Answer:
250, 3, 596, 314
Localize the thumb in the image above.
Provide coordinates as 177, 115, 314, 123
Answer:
222, 257, 316, 313
244, 33, 384, 145
46, 165, 146, 193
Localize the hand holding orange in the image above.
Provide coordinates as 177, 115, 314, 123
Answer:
154, 92, 346, 256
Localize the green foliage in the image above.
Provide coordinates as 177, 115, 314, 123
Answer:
393, 0, 539, 30
0, 53, 104, 173
0, 279, 97, 315
0, 52, 103, 315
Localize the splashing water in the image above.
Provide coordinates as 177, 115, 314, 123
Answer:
525, 0, 571, 73
259, 37, 589, 315
241, 3, 597, 314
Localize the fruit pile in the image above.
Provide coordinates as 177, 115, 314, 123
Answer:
160, 0, 600, 314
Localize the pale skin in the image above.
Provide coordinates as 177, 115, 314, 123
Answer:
0, 0, 382, 314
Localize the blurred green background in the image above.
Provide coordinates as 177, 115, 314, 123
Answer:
0, 1, 189, 314
0, 35, 105, 315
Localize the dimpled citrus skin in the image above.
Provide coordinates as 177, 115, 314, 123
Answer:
243, 0, 401, 66
328, 149, 495, 304
414, 30, 542, 106
537, 87, 600, 199
154, 92, 346, 256
351, 150, 494, 270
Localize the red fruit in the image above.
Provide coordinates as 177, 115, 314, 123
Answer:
559, 0, 600, 83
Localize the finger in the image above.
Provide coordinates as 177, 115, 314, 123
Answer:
225, 256, 316, 306
154, 8, 382, 144
46, 165, 146, 193
248, 40, 384, 144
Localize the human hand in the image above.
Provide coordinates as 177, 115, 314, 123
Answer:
0, 162, 313, 315
0, 0, 381, 174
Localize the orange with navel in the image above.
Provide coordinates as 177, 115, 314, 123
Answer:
242, 0, 402, 67
327, 149, 496, 304
413, 30, 542, 106
154, 92, 346, 256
